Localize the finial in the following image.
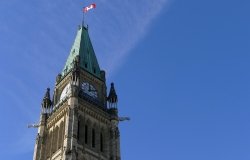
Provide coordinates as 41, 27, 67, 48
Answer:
43, 88, 51, 100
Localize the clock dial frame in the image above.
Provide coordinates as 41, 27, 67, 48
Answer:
60, 83, 70, 101
81, 82, 98, 99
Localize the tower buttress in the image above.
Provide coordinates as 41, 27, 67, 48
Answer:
33, 88, 51, 160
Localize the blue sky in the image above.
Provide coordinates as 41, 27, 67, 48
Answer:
0, 0, 249, 159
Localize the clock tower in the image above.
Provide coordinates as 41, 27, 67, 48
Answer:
33, 25, 121, 160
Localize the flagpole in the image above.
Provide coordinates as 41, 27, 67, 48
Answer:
82, 1, 85, 27
82, 12, 85, 27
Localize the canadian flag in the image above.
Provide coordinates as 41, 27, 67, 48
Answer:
83, 3, 96, 13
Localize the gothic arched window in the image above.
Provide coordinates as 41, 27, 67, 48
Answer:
92, 128, 96, 148
100, 132, 104, 152
78, 116, 85, 145
58, 121, 64, 149
51, 129, 56, 154
85, 125, 88, 144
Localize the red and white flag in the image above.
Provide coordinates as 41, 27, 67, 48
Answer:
83, 3, 96, 13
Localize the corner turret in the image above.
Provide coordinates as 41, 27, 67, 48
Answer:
41, 88, 52, 114
107, 83, 118, 109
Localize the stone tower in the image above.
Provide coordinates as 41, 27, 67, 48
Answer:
33, 26, 121, 160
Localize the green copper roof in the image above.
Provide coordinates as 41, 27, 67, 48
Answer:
62, 26, 101, 79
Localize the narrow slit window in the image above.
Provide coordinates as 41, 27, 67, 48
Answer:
92, 129, 95, 148
85, 125, 88, 144
77, 120, 80, 140
100, 133, 103, 152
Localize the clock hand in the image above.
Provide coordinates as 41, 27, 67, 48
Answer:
88, 85, 97, 92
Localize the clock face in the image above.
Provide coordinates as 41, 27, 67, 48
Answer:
60, 83, 70, 101
81, 82, 98, 99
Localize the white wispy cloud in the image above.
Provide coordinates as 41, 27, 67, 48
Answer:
0, 0, 171, 79
88, 0, 171, 77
